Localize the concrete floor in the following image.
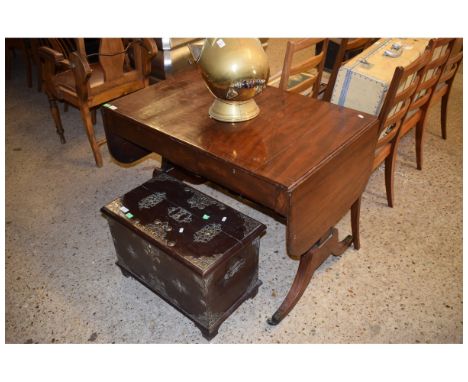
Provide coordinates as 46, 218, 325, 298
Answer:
4, 41, 463, 343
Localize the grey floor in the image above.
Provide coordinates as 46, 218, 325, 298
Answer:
5, 42, 463, 343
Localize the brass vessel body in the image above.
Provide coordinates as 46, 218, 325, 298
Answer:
191, 38, 270, 122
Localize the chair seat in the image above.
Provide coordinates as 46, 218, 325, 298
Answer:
271, 70, 317, 96
54, 63, 105, 92
287, 71, 316, 89
269, 71, 317, 90
373, 143, 391, 170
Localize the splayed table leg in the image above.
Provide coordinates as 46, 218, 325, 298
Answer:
267, 228, 353, 325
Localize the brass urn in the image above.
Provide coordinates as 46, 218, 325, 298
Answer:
189, 38, 270, 123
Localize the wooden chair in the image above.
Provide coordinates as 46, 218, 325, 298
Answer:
372, 43, 433, 208
30, 38, 77, 92
322, 38, 377, 102
278, 38, 329, 98
398, 38, 455, 170
334, 40, 431, 250
39, 38, 157, 167
430, 39, 463, 140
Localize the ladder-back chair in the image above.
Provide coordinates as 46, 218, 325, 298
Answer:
372, 43, 433, 208
430, 39, 463, 140
399, 38, 455, 170
278, 38, 329, 98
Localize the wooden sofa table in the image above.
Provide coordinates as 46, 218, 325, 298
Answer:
101, 69, 379, 325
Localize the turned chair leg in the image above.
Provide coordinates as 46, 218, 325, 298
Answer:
441, 93, 449, 140
64, 103, 69, 112
350, 196, 361, 250
80, 105, 103, 167
48, 97, 66, 144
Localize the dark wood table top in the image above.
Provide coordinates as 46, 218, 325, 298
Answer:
103, 69, 379, 257
109, 70, 376, 187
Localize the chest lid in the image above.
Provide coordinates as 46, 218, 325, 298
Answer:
101, 170, 266, 275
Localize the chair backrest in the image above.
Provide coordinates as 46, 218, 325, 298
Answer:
342, 38, 375, 54
31, 38, 76, 67
279, 38, 329, 98
68, 38, 157, 102
376, 43, 434, 147
437, 39, 463, 86
46, 38, 78, 58
82, 38, 155, 81
407, 38, 455, 113
96, 38, 127, 81
323, 38, 376, 101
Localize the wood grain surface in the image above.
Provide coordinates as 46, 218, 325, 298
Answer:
102, 69, 379, 258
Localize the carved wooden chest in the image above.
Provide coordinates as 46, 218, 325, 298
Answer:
101, 170, 266, 340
